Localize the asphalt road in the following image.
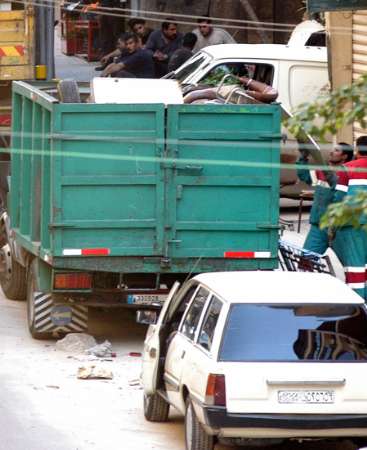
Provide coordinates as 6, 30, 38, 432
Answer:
0, 291, 359, 450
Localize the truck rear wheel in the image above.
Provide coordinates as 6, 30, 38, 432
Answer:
0, 244, 27, 300
27, 260, 88, 339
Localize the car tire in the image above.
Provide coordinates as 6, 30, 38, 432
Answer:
0, 244, 27, 300
185, 398, 214, 450
143, 392, 170, 422
57, 79, 81, 103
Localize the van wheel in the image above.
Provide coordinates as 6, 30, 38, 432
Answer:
185, 398, 214, 450
0, 244, 27, 300
143, 392, 169, 422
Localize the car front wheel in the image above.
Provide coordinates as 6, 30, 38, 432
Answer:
143, 392, 169, 422
185, 398, 214, 450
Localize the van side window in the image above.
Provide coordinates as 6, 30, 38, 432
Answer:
181, 287, 209, 341
200, 63, 274, 87
198, 296, 223, 352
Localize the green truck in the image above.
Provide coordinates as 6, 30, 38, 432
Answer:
0, 81, 281, 338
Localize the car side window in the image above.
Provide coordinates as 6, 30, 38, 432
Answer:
180, 287, 209, 341
198, 296, 223, 352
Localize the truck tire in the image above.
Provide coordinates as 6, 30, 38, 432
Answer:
185, 398, 214, 450
0, 244, 27, 300
27, 260, 88, 339
57, 79, 81, 103
143, 392, 169, 422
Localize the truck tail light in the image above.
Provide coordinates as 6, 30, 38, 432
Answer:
54, 273, 92, 289
205, 374, 226, 407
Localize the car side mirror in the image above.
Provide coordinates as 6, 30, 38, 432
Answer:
136, 310, 158, 325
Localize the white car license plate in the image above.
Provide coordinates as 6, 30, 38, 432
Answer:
127, 294, 167, 306
278, 390, 335, 404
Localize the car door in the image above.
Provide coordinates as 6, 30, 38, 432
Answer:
164, 286, 210, 409
183, 295, 224, 407
141, 281, 180, 395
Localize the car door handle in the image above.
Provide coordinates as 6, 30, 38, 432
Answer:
181, 350, 186, 359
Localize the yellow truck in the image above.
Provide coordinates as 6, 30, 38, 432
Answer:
0, 4, 35, 147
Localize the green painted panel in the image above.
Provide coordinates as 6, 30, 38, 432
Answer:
166, 104, 280, 268
308, 0, 367, 12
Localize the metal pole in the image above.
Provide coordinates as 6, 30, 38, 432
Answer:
239, 0, 271, 43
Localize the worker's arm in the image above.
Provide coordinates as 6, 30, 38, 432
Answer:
296, 156, 312, 185
238, 76, 278, 103
333, 167, 349, 203
101, 48, 121, 64
101, 62, 124, 77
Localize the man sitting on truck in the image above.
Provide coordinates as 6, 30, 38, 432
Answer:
101, 33, 155, 78
95, 33, 129, 72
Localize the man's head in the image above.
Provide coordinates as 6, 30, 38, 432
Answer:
183, 32, 197, 50
117, 33, 127, 51
124, 33, 140, 54
162, 20, 178, 40
329, 142, 354, 165
128, 18, 147, 37
197, 18, 213, 37
356, 135, 367, 156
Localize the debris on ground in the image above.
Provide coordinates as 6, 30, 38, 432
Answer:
77, 365, 113, 380
56, 333, 97, 354
85, 340, 113, 357
128, 352, 142, 357
46, 385, 60, 389
128, 379, 140, 387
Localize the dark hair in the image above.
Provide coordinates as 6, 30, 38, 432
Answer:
337, 142, 354, 162
357, 135, 367, 156
183, 32, 197, 49
124, 32, 139, 43
128, 18, 146, 29
197, 17, 212, 24
162, 20, 177, 30
117, 32, 128, 41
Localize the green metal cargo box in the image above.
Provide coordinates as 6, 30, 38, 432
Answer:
10, 81, 280, 274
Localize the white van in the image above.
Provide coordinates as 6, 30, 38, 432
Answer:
169, 43, 328, 114
167, 44, 329, 190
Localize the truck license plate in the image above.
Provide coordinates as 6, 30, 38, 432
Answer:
278, 390, 335, 404
127, 294, 167, 306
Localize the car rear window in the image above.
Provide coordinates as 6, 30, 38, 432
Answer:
220, 304, 367, 362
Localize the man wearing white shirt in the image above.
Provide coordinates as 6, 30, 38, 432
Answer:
192, 18, 236, 52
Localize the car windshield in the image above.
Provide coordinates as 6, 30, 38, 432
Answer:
174, 53, 211, 83
220, 304, 367, 362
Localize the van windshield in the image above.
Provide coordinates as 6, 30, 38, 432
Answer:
174, 53, 211, 83
220, 304, 367, 362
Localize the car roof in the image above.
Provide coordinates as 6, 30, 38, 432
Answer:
193, 272, 363, 304
200, 44, 327, 63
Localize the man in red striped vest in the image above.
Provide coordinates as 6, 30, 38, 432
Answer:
333, 135, 367, 300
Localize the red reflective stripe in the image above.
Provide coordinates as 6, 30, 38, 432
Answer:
81, 248, 110, 256
0, 114, 11, 126
14, 45, 25, 56
0, 48, 5, 57
224, 252, 254, 259
345, 272, 366, 284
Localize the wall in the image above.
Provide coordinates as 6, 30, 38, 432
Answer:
136, 0, 304, 44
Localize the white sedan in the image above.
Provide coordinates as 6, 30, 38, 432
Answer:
139, 271, 367, 450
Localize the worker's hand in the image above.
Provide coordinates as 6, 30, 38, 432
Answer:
101, 63, 122, 77
154, 50, 167, 61
328, 227, 336, 243
238, 76, 250, 86
100, 55, 109, 65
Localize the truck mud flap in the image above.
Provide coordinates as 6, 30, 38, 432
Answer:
34, 293, 88, 334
